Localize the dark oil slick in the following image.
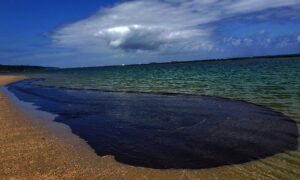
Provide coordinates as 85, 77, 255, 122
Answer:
7, 79, 298, 169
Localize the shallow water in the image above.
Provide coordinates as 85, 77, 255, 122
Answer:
9, 58, 300, 178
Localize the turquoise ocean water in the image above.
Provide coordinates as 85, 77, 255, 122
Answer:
37, 58, 300, 121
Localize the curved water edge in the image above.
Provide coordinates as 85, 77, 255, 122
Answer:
7, 79, 299, 169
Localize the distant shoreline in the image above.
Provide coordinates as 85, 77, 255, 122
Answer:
68, 53, 300, 69
151, 53, 300, 65
0, 53, 299, 71
0, 65, 58, 72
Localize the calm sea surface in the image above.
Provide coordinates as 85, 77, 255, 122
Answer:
24, 58, 300, 178
37, 58, 300, 120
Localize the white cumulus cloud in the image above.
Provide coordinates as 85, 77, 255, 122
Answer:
51, 0, 300, 56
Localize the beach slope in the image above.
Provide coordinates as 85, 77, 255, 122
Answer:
0, 75, 132, 179
0, 75, 90, 178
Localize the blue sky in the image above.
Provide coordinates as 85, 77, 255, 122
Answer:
1, 0, 300, 67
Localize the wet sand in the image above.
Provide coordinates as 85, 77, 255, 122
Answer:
1, 75, 299, 179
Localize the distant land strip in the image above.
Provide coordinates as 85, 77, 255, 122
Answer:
1, 53, 299, 71
159, 53, 300, 64
72, 53, 300, 69
0, 65, 58, 72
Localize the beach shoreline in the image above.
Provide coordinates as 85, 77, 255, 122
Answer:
0, 75, 98, 178
0, 75, 143, 179
1, 75, 299, 179
0, 75, 197, 179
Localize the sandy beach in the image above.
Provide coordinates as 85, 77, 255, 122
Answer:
0, 75, 98, 179
0, 75, 151, 179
